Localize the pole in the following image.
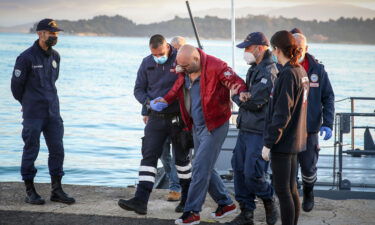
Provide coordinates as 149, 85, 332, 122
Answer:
231, 0, 235, 70
186, 1, 203, 49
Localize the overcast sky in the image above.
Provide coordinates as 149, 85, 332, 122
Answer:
1, 0, 375, 27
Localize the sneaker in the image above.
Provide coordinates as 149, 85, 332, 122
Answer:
167, 191, 181, 201
211, 203, 237, 219
175, 211, 200, 225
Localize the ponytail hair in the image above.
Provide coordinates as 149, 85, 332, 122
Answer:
271, 30, 301, 67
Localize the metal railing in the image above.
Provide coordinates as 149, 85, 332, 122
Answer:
334, 97, 375, 190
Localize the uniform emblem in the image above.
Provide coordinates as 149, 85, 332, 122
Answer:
48, 20, 58, 28
261, 78, 268, 84
224, 71, 232, 77
52, 60, 57, 69
310, 74, 319, 83
14, 69, 21, 77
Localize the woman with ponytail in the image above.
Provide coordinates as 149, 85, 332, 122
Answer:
261, 30, 310, 225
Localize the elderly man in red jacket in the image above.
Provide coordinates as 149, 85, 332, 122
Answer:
151, 45, 247, 225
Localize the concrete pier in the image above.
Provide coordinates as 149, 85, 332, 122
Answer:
1, 182, 374, 225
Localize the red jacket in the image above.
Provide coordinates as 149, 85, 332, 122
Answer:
164, 48, 247, 131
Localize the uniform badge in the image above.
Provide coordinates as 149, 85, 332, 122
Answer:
310, 74, 319, 83
14, 69, 21, 77
52, 60, 57, 69
261, 78, 268, 84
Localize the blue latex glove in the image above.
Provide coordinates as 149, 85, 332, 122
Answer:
320, 126, 332, 140
150, 97, 168, 112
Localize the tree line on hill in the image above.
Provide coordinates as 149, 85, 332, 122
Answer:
30, 15, 375, 44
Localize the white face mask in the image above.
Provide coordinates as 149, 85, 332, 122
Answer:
243, 52, 256, 65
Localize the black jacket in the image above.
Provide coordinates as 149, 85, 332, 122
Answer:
232, 50, 278, 134
305, 53, 335, 132
11, 40, 61, 119
134, 45, 179, 114
264, 62, 310, 154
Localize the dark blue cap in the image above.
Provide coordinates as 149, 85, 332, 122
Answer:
236, 32, 269, 48
36, 18, 63, 32
290, 28, 303, 34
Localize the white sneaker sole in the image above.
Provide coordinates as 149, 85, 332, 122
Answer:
175, 219, 200, 225
211, 208, 237, 219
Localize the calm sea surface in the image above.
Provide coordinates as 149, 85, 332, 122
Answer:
1, 33, 374, 186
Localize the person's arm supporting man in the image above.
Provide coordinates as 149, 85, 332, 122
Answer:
235, 67, 275, 111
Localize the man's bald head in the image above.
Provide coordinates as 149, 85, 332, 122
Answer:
177, 45, 201, 74
293, 33, 308, 62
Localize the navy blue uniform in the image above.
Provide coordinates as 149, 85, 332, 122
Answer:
133, 46, 191, 204
11, 40, 64, 180
298, 53, 335, 187
231, 50, 277, 210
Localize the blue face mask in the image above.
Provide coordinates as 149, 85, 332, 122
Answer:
153, 55, 168, 64
272, 54, 278, 64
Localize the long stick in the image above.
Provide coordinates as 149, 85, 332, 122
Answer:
186, 1, 203, 49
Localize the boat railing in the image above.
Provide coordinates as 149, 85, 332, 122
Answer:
333, 97, 375, 190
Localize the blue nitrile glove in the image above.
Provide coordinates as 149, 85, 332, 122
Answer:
150, 97, 168, 112
320, 126, 332, 140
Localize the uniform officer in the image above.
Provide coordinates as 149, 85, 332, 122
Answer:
227, 32, 278, 225
11, 18, 75, 205
118, 34, 192, 215
291, 30, 335, 212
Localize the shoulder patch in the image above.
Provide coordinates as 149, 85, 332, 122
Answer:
14, 69, 21, 77
52, 60, 57, 69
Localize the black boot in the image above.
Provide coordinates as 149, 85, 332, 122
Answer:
225, 204, 254, 225
24, 180, 45, 205
50, 176, 75, 204
302, 185, 314, 212
175, 200, 185, 213
118, 197, 147, 215
262, 197, 278, 225
175, 178, 191, 213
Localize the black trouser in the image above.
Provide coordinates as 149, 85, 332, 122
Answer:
271, 152, 300, 225
298, 133, 319, 187
21, 117, 65, 180
135, 114, 191, 203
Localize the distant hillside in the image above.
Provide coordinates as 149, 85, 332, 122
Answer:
29, 15, 375, 44
0, 23, 33, 33
195, 3, 375, 21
